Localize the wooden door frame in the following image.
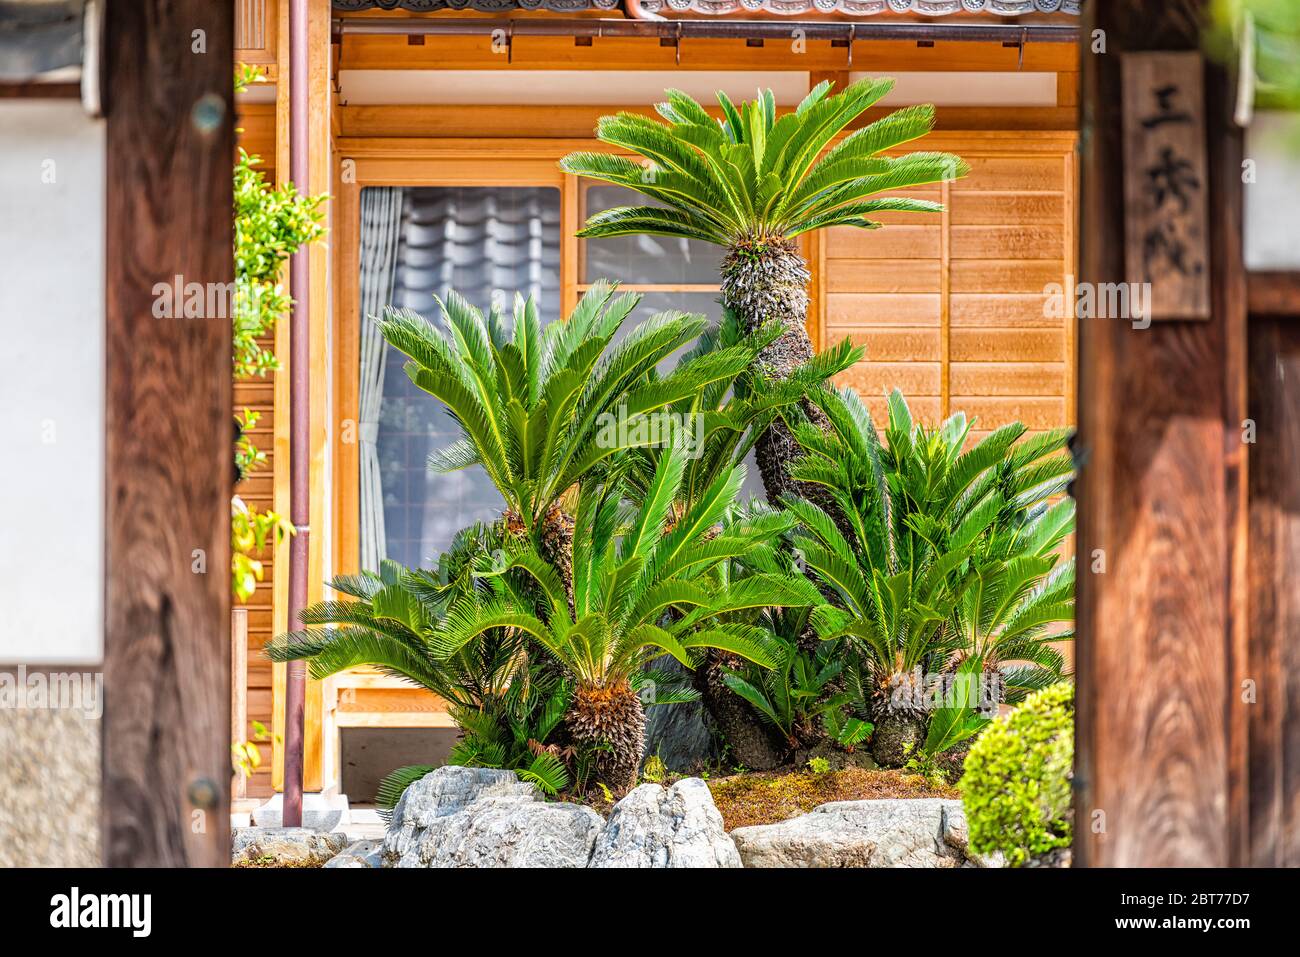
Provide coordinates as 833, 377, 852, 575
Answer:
1074, 0, 1250, 867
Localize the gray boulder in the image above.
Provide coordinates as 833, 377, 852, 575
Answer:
383, 766, 603, 868
730, 798, 966, 868
941, 803, 1005, 868
589, 778, 740, 868
324, 839, 384, 868
232, 827, 347, 867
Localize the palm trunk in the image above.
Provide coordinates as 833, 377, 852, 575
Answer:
568, 681, 645, 797
720, 237, 829, 507
693, 652, 787, 771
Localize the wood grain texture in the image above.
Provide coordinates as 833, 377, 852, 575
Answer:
1247, 319, 1300, 866
1120, 52, 1212, 320
103, 0, 233, 867
1075, 0, 1243, 868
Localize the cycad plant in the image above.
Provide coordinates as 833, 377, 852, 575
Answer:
265, 527, 575, 795
561, 79, 967, 503
721, 619, 864, 756
431, 447, 822, 794
788, 387, 1074, 766
377, 282, 752, 591
620, 309, 862, 514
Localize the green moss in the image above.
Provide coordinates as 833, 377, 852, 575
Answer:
960, 682, 1073, 867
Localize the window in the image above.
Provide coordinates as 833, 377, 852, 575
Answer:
579, 183, 765, 499
580, 182, 724, 330
366, 185, 562, 568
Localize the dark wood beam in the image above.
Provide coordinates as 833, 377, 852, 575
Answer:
1248, 271, 1300, 317
102, 0, 233, 867
1075, 0, 1248, 867
1246, 317, 1300, 866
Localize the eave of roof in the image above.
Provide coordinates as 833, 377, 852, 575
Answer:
331, 0, 1082, 16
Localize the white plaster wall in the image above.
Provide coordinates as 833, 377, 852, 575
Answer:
1244, 110, 1300, 271
338, 68, 1055, 107
0, 101, 105, 664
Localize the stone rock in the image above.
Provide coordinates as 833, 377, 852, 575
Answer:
383, 766, 603, 868
941, 803, 1004, 868
589, 778, 740, 868
324, 839, 383, 868
232, 827, 347, 867
730, 798, 967, 868
641, 658, 718, 771
1025, 846, 1071, 868
791, 740, 878, 772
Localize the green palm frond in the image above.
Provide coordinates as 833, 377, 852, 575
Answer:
562, 77, 966, 246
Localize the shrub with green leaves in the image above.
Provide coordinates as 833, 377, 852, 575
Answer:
960, 681, 1074, 866
234, 65, 326, 376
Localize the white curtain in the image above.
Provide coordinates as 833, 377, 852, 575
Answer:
357, 186, 403, 572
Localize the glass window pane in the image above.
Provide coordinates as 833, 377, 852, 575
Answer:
377, 186, 561, 568
581, 184, 724, 285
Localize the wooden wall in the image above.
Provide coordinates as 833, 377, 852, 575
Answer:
824, 131, 1076, 437
235, 103, 278, 799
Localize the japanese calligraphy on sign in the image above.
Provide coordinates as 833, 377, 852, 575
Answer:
1120, 52, 1212, 320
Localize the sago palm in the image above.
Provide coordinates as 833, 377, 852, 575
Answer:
561, 78, 968, 503
430, 447, 822, 794
264, 531, 574, 794
620, 309, 863, 510
378, 281, 752, 591
787, 387, 1074, 766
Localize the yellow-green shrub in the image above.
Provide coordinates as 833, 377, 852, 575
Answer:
960, 682, 1073, 866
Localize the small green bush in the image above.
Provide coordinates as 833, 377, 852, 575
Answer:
960, 682, 1073, 867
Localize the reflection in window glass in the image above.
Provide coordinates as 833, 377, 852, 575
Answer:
378, 186, 561, 568
582, 184, 724, 285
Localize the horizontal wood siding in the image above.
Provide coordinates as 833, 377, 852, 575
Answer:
236, 104, 278, 796
826, 136, 1075, 438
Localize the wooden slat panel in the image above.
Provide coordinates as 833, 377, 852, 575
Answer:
950, 259, 1064, 293
825, 224, 940, 259
953, 155, 1062, 192
861, 394, 941, 426
951, 329, 1066, 362
951, 293, 1064, 328
833, 329, 940, 362
825, 259, 939, 293
949, 396, 1065, 430
825, 293, 941, 328
949, 192, 1065, 225
950, 362, 1066, 396
837, 361, 941, 397
950, 225, 1063, 260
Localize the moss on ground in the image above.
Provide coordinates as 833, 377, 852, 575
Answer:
707, 767, 960, 831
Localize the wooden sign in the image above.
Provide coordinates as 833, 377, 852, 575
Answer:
1120, 52, 1212, 320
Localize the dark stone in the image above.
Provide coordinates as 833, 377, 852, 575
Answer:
791, 740, 878, 772
642, 658, 719, 772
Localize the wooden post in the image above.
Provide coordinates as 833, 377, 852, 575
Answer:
1075, 0, 1248, 867
102, 0, 234, 867
231, 609, 249, 802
